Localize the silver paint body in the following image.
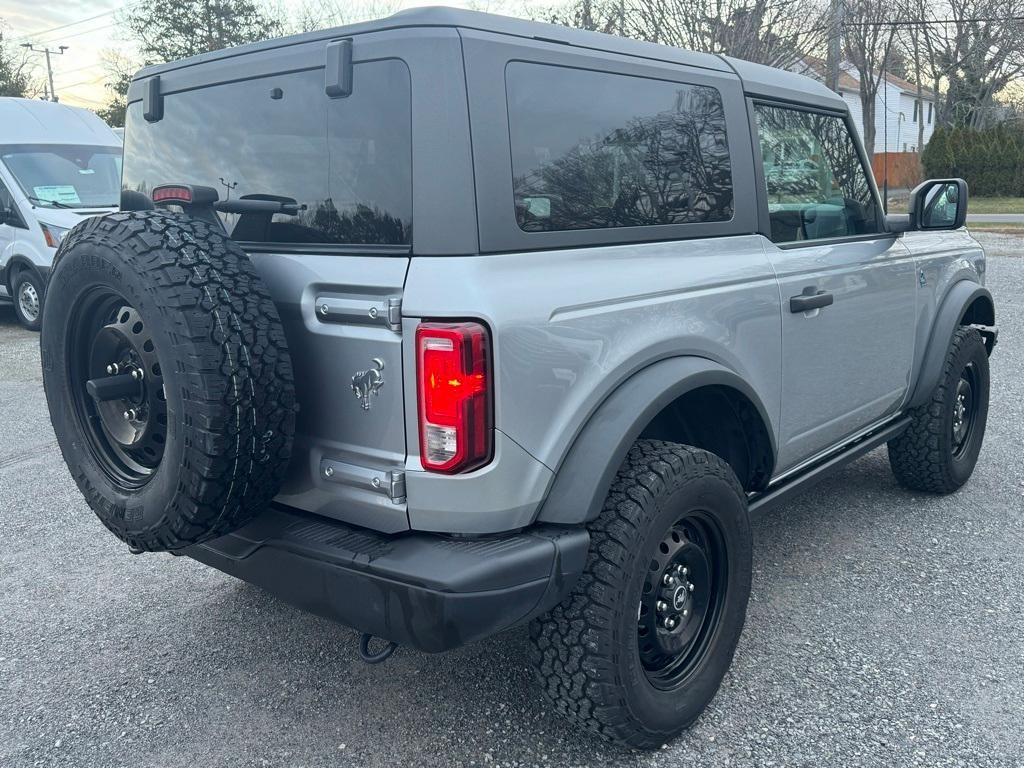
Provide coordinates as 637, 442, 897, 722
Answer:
125, 9, 987, 535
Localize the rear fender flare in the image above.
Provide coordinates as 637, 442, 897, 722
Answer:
536, 356, 775, 526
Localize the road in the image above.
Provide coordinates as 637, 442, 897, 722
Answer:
968, 214, 1024, 224
2, 233, 1023, 768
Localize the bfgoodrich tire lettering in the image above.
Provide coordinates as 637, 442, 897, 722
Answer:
530, 440, 752, 748
888, 326, 990, 493
40, 211, 296, 552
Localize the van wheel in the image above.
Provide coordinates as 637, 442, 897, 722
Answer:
888, 326, 989, 493
530, 440, 751, 748
12, 268, 43, 331
40, 211, 296, 552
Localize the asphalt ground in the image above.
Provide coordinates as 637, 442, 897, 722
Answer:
1, 233, 1022, 768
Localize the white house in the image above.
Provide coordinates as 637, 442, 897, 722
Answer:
795, 57, 938, 153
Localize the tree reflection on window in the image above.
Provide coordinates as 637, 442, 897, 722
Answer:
508, 64, 733, 233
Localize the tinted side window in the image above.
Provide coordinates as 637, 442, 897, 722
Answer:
123, 60, 411, 246
506, 63, 733, 232
754, 104, 880, 243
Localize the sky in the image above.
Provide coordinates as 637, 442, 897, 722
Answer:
0, 0, 540, 110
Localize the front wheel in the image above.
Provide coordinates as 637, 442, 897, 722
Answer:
888, 326, 990, 494
11, 268, 44, 331
530, 441, 752, 748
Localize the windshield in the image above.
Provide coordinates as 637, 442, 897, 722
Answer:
1, 144, 122, 209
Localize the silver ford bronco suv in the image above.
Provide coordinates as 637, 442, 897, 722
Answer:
41, 8, 997, 748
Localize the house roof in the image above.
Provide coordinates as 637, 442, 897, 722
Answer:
883, 72, 937, 100
794, 56, 937, 100
797, 56, 860, 92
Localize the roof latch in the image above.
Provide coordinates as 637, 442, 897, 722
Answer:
325, 39, 353, 98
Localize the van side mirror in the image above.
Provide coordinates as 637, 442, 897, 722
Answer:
0, 203, 18, 227
885, 178, 968, 234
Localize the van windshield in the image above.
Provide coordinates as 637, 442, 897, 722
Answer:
1, 144, 122, 209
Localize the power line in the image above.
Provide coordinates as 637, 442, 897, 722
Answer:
20, 43, 69, 102
10, 2, 145, 44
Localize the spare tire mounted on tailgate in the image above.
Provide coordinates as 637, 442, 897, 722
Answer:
41, 211, 296, 552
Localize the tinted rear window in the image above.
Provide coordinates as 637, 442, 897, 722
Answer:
122, 60, 412, 246
506, 63, 733, 233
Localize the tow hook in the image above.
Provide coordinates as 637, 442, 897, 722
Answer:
358, 633, 398, 664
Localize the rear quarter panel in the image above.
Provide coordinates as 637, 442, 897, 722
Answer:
402, 234, 783, 478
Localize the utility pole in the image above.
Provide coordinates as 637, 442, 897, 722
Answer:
825, 0, 844, 93
20, 43, 69, 103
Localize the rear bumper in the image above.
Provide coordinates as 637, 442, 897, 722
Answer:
186, 506, 589, 652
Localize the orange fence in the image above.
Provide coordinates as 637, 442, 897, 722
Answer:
871, 152, 923, 190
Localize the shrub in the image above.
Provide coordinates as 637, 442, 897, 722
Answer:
922, 124, 1024, 196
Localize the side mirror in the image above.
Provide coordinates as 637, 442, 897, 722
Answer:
913, 178, 968, 230
886, 178, 968, 234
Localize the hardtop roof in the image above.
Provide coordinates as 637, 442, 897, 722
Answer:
133, 6, 845, 112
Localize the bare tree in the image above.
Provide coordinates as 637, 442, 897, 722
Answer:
289, 0, 401, 33
0, 23, 34, 98
919, 0, 1024, 128
123, 0, 286, 64
538, 0, 829, 69
843, 0, 901, 157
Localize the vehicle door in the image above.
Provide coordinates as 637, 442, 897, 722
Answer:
751, 101, 917, 472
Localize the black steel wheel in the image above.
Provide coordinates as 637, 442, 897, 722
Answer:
41, 211, 295, 552
68, 292, 168, 488
638, 513, 729, 690
951, 361, 980, 460
531, 441, 752, 749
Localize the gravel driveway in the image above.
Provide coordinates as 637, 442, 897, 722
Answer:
2, 233, 1022, 768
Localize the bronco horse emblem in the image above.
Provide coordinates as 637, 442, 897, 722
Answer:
351, 358, 385, 410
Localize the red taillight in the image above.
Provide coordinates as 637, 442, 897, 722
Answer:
416, 321, 492, 473
151, 185, 193, 204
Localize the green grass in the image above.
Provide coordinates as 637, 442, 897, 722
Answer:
886, 195, 1024, 215
968, 222, 1024, 234
968, 197, 1024, 214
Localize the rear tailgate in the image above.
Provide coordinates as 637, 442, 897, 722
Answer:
252, 252, 410, 532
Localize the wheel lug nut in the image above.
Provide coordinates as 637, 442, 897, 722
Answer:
688, 582, 694, 592
656, 600, 668, 612
662, 573, 674, 586
130, 368, 144, 381
664, 616, 677, 630
682, 609, 689, 617
106, 363, 119, 375
123, 408, 137, 421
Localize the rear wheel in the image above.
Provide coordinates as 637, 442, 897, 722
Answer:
530, 441, 751, 748
41, 211, 296, 552
888, 326, 989, 493
11, 268, 43, 331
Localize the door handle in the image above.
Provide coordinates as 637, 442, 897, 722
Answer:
789, 288, 834, 313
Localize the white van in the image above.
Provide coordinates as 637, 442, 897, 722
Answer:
0, 98, 121, 329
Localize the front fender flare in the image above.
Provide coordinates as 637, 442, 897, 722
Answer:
908, 281, 994, 409
536, 356, 775, 526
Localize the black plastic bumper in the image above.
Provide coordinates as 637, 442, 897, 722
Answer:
186, 506, 590, 653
